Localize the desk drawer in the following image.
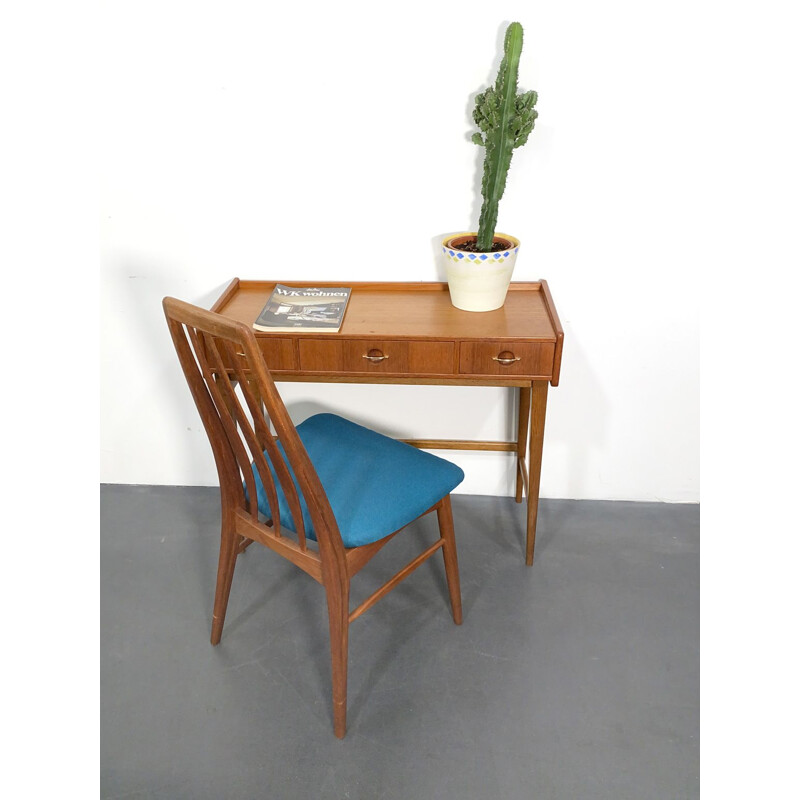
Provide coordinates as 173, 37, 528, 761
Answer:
299, 339, 455, 375
459, 341, 555, 377
258, 338, 297, 371
219, 338, 296, 372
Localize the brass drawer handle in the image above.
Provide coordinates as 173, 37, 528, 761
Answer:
493, 351, 521, 366
363, 349, 389, 363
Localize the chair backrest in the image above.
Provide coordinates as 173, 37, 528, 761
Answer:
162, 297, 346, 565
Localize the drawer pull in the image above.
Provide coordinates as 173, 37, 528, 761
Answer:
493, 351, 521, 366
363, 349, 389, 363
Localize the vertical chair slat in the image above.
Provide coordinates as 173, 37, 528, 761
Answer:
218, 340, 286, 537
226, 343, 309, 550
164, 317, 243, 506
189, 328, 262, 523
202, 334, 269, 527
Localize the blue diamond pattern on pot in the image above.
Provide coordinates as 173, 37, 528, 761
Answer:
479, 254, 488, 261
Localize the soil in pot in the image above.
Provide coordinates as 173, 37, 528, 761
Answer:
447, 235, 513, 253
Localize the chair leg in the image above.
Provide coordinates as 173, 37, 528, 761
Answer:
210, 515, 239, 646
437, 495, 462, 625
325, 577, 350, 738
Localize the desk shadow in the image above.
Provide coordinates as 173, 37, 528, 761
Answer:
533, 326, 610, 556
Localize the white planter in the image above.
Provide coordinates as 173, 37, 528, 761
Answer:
442, 233, 520, 312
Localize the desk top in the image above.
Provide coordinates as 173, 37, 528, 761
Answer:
213, 280, 561, 341
211, 279, 564, 386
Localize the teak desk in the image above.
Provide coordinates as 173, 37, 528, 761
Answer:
210, 279, 564, 565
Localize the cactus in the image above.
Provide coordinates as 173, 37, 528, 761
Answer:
471, 22, 538, 252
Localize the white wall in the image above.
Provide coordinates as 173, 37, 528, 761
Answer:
101, 0, 700, 502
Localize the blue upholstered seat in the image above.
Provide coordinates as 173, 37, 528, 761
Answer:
249, 413, 464, 548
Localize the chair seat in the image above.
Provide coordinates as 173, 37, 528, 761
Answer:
249, 413, 464, 548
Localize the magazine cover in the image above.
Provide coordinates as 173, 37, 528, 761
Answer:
253, 285, 352, 332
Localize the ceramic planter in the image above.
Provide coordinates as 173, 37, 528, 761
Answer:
442, 233, 520, 312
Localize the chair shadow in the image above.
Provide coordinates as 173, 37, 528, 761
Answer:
219, 564, 301, 640
345, 574, 455, 728
325, 517, 462, 730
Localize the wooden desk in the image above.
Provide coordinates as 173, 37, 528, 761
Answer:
211, 279, 564, 564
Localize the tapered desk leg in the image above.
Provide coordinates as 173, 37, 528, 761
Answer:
525, 380, 549, 566
516, 386, 532, 503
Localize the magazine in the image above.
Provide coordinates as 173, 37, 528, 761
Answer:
253, 284, 352, 333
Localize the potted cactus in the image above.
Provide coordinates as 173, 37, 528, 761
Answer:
443, 21, 539, 311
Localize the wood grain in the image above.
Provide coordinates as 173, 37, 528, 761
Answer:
298, 339, 455, 375
216, 280, 558, 342
526, 380, 549, 565
458, 341, 556, 377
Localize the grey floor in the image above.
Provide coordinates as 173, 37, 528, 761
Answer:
101, 486, 699, 800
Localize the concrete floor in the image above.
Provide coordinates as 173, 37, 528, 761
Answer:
101, 486, 699, 800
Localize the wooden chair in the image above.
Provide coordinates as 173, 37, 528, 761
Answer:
163, 297, 464, 737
